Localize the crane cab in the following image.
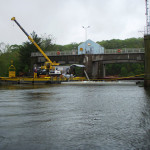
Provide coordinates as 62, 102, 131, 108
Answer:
39, 61, 61, 77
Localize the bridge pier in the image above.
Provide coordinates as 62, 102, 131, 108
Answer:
96, 61, 105, 78
103, 64, 106, 77
84, 56, 105, 79
144, 35, 150, 87
84, 55, 93, 78
91, 62, 105, 79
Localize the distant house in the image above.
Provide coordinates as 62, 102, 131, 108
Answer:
78, 39, 104, 55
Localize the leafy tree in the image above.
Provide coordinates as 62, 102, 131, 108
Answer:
19, 31, 42, 74
0, 42, 7, 53
120, 67, 128, 76
97, 38, 144, 49
53, 44, 64, 51
55, 43, 79, 51
63, 43, 78, 51
105, 63, 144, 77
41, 34, 55, 51
0, 44, 20, 76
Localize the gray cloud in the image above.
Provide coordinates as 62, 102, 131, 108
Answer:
0, 0, 146, 45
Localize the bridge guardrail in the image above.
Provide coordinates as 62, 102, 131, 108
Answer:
31, 48, 145, 57
104, 48, 145, 54
31, 50, 78, 57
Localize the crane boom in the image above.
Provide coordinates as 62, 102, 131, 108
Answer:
11, 17, 53, 64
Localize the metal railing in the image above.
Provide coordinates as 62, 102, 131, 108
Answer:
104, 48, 145, 54
31, 48, 145, 57
31, 50, 78, 57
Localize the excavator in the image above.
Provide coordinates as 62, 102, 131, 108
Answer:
11, 17, 61, 77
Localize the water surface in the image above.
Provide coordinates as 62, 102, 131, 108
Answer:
0, 84, 150, 150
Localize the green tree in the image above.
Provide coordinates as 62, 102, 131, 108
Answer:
0, 44, 20, 76
41, 34, 55, 51
97, 38, 144, 49
120, 67, 128, 77
19, 31, 42, 74
106, 63, 144, 77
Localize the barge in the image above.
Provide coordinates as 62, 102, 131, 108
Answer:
0, 76, 86, 85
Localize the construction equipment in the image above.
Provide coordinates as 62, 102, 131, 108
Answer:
63, 64, 88, 81
11, 17, 61, 76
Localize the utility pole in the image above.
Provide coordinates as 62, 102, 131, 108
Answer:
82, 26, 90, 54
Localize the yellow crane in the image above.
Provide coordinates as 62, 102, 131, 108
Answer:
11, 17, 61, 76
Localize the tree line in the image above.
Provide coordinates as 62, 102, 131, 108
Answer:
98, 38, 144, 77
0, 32, 144, 77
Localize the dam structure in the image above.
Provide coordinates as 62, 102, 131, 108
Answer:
31, 48, 144, 79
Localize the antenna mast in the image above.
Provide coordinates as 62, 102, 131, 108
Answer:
145, 0, 150, 34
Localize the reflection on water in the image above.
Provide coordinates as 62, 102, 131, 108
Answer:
0, 84, 150, 149
139, 87, 150, 148
0, 84, 55, 90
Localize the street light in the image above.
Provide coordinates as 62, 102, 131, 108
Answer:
82, 26, 90, 54
82, 26, 90, 41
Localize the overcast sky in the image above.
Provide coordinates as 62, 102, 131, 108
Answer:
0, 0, 146, 45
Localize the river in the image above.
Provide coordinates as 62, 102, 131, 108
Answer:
0, 83, 150, 150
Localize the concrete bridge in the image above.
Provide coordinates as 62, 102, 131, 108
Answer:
31, 48, 144, 79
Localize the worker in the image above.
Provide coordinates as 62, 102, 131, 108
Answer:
34, 67, 37, 78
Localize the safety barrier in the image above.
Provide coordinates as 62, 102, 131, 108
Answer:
104, 48, 144, 54
90, 74, 144, 81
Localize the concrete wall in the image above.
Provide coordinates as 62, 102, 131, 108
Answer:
144, 35, 150, 87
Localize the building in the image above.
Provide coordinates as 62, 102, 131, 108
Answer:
78, 39, 104, 55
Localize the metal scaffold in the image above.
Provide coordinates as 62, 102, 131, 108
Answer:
145, 0, 150, 35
